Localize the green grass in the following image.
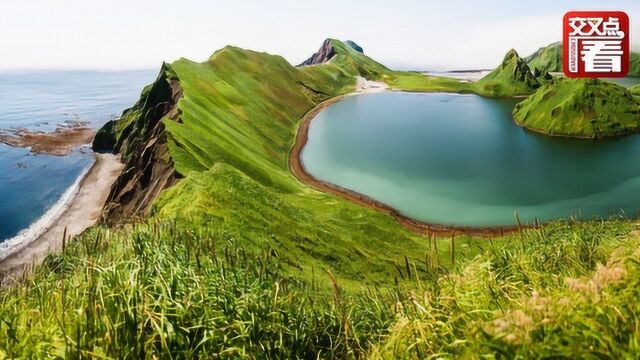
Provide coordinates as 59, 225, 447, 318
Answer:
384, 49, 541, 98
631, 84, 640, 96
514, 78, 640, 137
383, 71, 473, 93
2, 215, 640, 357
152, 163, 494, 289
0, 221, 399, 358
526, 42, 562, 74
138, 44, 474, 288
4, 39, 640, 357
632, 53, 640, 78
368, 220, 640, 359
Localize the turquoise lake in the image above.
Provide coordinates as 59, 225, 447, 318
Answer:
301, 92, 640, 227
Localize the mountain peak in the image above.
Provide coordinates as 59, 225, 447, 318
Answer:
298, 39, 367, 67
503, 49, 519, 61
298, 39, 336, 66
475, 49, 539, 97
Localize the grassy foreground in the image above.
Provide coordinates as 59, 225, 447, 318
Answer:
3, 39, 640, 358
2, 218, 640, 358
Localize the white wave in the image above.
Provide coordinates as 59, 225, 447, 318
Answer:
0, 157, 95, 262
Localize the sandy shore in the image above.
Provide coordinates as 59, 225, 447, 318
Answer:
289, 78, 519, 237
0, 153, 122, 277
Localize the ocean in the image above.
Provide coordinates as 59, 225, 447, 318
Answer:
0, 70, 155, 247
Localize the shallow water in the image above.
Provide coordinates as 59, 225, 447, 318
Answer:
0, 70, 155, 242
302, 92, 640, 227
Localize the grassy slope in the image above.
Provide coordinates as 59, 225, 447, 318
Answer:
631, 84, 640, 95
526, 42, 562, 73
514, 78, 640, 137
474, 49, 539, 97
146, 43, 480, 289
2, 213, 639, 357
384, 71, 473, 93
3, 40, 640, 357
632, 53, 640, 77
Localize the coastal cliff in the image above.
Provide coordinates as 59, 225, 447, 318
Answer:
92, 64, 182, 223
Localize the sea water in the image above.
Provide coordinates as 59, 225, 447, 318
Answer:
0, 70, 155, 245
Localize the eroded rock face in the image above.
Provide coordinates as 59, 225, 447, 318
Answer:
93, 64, 182, 223
298, 39, 337, 66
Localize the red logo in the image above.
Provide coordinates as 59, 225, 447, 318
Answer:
563, 11, 629, 78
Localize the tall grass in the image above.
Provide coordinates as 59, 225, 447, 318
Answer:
0, 221, 396, 358
1, 219, 639, 358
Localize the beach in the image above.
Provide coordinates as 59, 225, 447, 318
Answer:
0, 153, 122, 276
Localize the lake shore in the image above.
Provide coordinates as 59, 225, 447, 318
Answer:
289, 80, 519, 237
0, 153, 122, 279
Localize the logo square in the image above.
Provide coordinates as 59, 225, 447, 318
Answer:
563, 11, 630, 78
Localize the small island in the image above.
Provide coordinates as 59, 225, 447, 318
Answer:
513, 78, 640, 138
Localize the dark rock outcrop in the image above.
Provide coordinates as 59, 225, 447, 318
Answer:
93, 64, 183, 223
92, 120, 116, 153
298, 39, 337, 66
345, 40, 364, 54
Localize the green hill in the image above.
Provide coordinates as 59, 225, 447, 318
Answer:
3, 39, 640, 358
632, 53, 640, 77
526, 42, 562, 73
631, 84, 640, 95
91, 40, 444, 288
513, 78, 640, 138
475, 49, 539, 97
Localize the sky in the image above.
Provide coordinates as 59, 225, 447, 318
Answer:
0, 0, 638, 71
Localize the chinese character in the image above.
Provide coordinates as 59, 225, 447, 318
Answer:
563, 11, 629, 77
581, 40, 623, 72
